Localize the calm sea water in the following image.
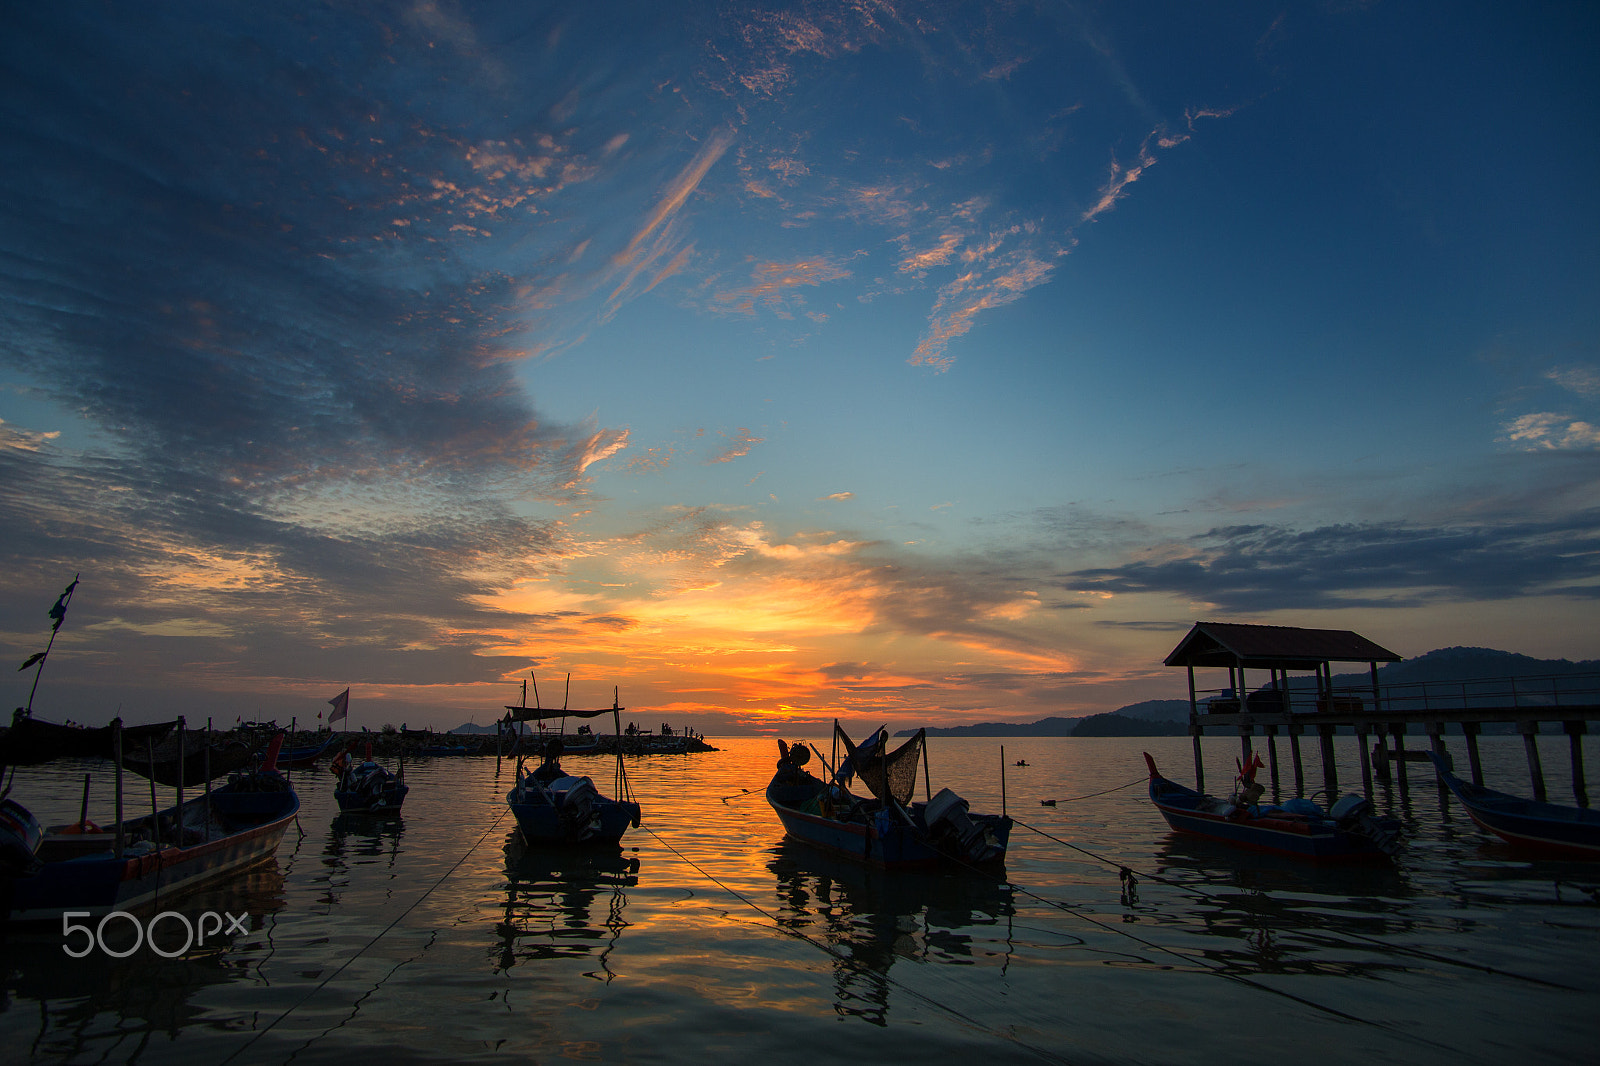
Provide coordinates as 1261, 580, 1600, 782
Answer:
2, 734, 1596, 1065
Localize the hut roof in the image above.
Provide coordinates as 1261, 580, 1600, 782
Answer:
1164, 622, 1401, 670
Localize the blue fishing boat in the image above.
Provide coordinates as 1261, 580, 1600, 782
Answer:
331, 741, 408, 814
276, 733, 339, 768
1143, 752, 1400, 861
505, 692, 641, 845
765, 725, 1011, 871
3, 732, 300, 925
1428, 752, 1600, 858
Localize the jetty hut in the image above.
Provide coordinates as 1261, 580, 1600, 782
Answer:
1165, 621, 1401, 796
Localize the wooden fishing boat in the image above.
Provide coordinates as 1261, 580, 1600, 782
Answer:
1427, 752, 1600, 858
331, 741, 408, 814
765, 725, 1011, 871
1, 710, 175, 767
417, 740, 483, 757
117, 732, 255, 788
3, 733, 301, 924
276, 733, 339, 768
1143, 752, 1401, 861
504, 693, 642, 845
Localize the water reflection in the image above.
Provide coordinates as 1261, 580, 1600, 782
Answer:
0, 862, 286, 1061
766, 841, 1014, 1026
315, 813, 407, 911
492, 835, 639, 980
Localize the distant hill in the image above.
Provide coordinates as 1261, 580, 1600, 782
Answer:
1071, 713, 1188, 737
914, 716, 1084, 738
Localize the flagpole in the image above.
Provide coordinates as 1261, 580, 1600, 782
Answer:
23, 574, 79, 715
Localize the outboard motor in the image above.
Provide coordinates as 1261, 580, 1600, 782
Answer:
925, 788, 1004, 864
552, 776, 602, 842
0, 798, 44, 877
1329, 794, 1402, 856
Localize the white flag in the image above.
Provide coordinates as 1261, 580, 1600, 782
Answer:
328, 687, 350, 724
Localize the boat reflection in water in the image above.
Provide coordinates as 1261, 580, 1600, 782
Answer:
0, 862, 287, 1061
493, 834, 640, 980
1150, 832, 1423, 979
316, 813, 406, 911
765, 840, 1015, 1026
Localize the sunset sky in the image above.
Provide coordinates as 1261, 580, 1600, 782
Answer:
2, 2, 1597, 734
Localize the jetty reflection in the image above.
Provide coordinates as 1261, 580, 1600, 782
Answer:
766, 841, 1014, 1025
492, 835, 639, 980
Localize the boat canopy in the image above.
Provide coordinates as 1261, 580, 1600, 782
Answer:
503, 705, 623, 723
0, 711, 176, 767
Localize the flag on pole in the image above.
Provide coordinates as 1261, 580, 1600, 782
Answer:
48, 577, 79, 632
328, 688, 350, 724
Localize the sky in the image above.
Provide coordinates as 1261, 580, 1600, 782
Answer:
2, 1, 1597, 735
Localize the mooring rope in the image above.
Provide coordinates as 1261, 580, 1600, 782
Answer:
217, 804, 511, 1066
638, 824, 1076, 1066
1012, 816, 1583, 992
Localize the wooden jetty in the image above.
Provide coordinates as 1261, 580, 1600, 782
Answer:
1167, 622, 1600, 807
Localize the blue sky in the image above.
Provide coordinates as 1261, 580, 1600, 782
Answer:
2, 1, 1596, 732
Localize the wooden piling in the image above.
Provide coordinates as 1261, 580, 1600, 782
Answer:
1289, 722, 1304, 795
1426, 723, 1447, 792
1518, 721, 1547, 802
1266, 727, 1281, 797
1462, 721, 1484, 786
1191, 724, 1205, 793
1390, 725, 1410, 794
1564, 720, 1587, 807
1355, 722, 1373, 798
1318, 723, 1338, 797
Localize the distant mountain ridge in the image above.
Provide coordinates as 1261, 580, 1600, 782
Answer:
901, 647, 1596, 738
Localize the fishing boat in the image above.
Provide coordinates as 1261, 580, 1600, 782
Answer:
276, 733, 340, 768
331, 741, 408, 814
3, 732, 301, 924
417, 739, 483, 757
1142, 752, 1401, 861
1427, 751, 1600, 858
504, 689, 642, 845
765, 724, 1011, 871
116, 730, 255, 787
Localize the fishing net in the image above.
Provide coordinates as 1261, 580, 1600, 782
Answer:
835, 725, 924, 806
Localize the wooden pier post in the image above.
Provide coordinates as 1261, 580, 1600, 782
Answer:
1462, 721, 1484, 786
1426, 722, 1447, 791
1371, 738, 1390, 783
1289, 722, 1304, 795
1564, 720, 1588, 807
1191, 725, 1205, 793
1318, 723, 1338, 798
1239, 727, 1253, 766
1266, 726, 1281, 798
1355, 722, 1374, 799
1519, 721, 1547, 802
1390, 725, 1410, 794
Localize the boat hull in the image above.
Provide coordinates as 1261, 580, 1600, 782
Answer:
766, 789, 1011, 871
4, 782, 299, 924
1145, 762, 1394, 862
334, 783, 409, 814
1429, 753, 1600, 858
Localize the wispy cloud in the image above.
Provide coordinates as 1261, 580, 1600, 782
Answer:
710, 256, 853, 317
707, 428, 766, 464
